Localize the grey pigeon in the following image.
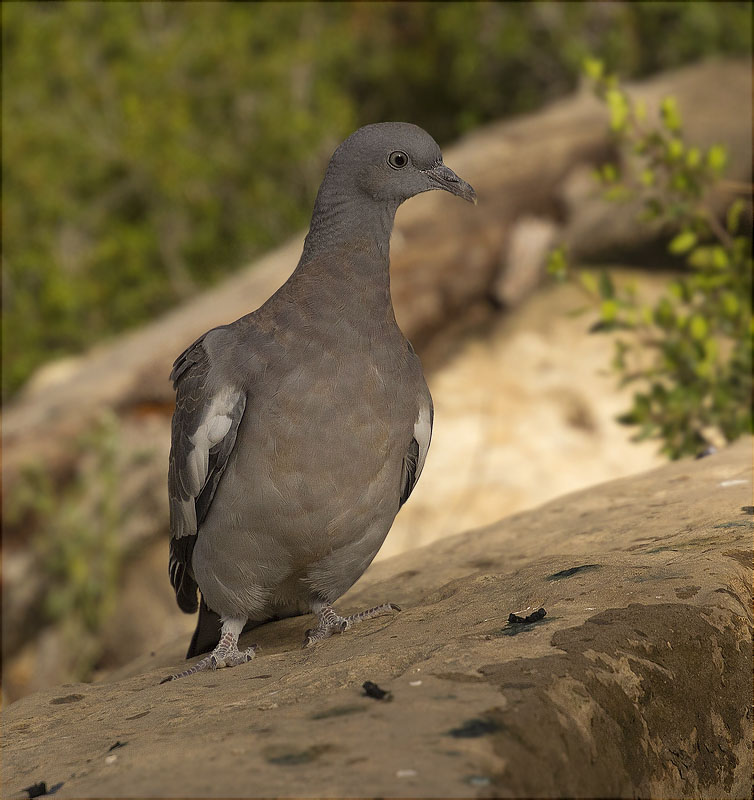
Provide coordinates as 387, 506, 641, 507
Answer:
164, 122, 475, 681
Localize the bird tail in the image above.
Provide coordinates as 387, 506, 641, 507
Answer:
186, 596, 222, 658
169, 541, 200, 614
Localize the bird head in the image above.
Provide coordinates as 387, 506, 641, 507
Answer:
329, 122, 477, 207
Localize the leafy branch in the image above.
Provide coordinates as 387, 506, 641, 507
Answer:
549, 59, 752, 459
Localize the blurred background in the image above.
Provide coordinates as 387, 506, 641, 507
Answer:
2, 1, 751, 702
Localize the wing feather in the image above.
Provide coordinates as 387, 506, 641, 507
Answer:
399, 398, 433, 508
167, 334, 247, 613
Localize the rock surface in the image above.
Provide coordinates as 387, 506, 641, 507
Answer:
4, 438, 752, 799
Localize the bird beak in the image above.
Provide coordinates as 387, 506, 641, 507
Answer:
425, 163, 477, 205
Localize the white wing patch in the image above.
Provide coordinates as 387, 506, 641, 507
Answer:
173, 497, 197, 538
186, 387, 243, 495
413, 400, 432, 483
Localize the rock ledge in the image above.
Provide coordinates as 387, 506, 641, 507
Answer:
3, 439, 752, 798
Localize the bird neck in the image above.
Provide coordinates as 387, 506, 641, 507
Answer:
297, 181, 399, 282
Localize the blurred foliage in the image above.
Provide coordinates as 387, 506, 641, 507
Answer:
3, 1, 751, 398
548, 62, 752, 459
7, 413, 124, 677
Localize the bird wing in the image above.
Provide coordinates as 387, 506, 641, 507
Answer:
399, 398, 433, 507
168, 333, 247, 612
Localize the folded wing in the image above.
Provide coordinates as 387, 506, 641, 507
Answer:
168, 335, 247, 612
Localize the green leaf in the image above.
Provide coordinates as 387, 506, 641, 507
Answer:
726, 198, 745, 234
703, 337, 718, 362
579, 270, 598, 294
616, 409, 640, 426
685, 147, 701, 168
688, 246, 713, 269
582, 57, 604, 81
604, 185, 632, 202
706, 144, 728, 172
599, 270, 615, 299
670, 173, 689, 192
606, 88, 629, 132
634, 422, 658, 442
660, 97, 682, 132
601, 298, 618, 322
601, 163, 618, 183
654, 297, 676, 328
546, 246, 569, 280
689, 314, 708, 340
666, 137, 684, 160
669, 230, 697, 254
694, 360, 712, 378
640, 168, 655, 186
721, 291, 740, 317
711, 246, 730, 269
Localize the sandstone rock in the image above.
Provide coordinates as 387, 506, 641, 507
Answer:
3, 438, 751, 798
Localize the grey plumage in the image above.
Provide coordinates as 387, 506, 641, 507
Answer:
165, 122, 475, 676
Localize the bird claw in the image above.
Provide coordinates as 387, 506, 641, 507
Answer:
302, 602, 400, 648
302, 620, 349, 649
161, 643, 257, 682
213, 645, 258, 668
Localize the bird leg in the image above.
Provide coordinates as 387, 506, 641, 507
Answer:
161, 616, 257, 682
303, 602, 401, 648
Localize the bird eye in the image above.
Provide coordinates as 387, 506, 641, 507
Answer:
388, 151, 409, 169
